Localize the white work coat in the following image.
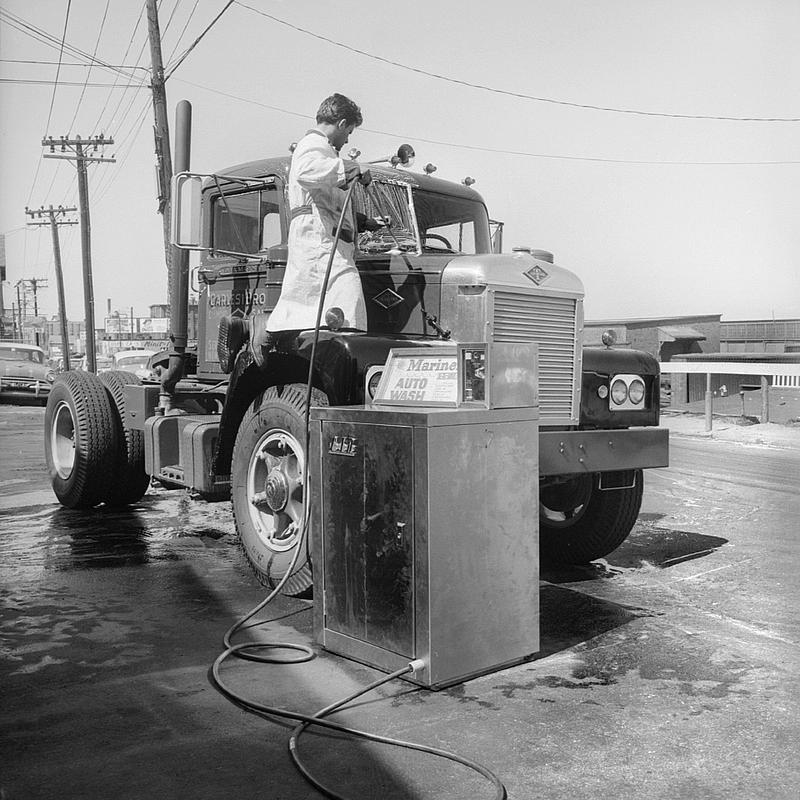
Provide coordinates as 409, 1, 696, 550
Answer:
266, 130, 366, 332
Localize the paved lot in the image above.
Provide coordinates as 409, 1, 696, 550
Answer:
1, 405, 799, 799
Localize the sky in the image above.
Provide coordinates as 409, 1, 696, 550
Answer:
1, 0, 798, 325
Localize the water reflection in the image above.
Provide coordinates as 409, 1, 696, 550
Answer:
0, 490, 235, 578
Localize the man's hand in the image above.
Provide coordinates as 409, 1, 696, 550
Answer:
343, 160, 362, 185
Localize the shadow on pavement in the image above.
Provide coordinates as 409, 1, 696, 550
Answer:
541, 515, 728, 585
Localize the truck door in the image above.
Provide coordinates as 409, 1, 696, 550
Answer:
196, 178, 287, 380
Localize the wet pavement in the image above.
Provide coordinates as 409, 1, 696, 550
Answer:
1, 405, 799, 799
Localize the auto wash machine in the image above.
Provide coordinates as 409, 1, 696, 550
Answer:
310, 342, 540, 689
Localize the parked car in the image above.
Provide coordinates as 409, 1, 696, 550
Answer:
111, 349, 159, 381
79, 354, 114, 373
0, 342, 56, 404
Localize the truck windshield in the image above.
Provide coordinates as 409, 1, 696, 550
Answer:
414, 190, 491, 254
211, 184, 283, 254
354, 180, 491, 255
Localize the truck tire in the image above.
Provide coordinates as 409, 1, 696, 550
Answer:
231, 383, 328, 596
539, 470, 643, 563
44, 370, 119, 509
99, 370, 150, 507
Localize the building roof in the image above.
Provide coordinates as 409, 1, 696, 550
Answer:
658, 325, 706, 342
585, 314, 721, 327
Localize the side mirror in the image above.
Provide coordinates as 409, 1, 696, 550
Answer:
171, 172, 204, 249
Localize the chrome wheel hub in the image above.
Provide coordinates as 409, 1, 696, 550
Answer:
51, 401, 76, 480
246, 429, 305, 552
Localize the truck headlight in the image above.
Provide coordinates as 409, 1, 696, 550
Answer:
45, 370, 56, 383
628, 378, 645, 405
610, 379, 628, 405
365, 366, 383, 401
609, 374, 646, 410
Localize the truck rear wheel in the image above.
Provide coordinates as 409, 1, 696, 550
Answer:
231, 383, 328, 596
44, 370, 118, 509
98, 371, 150, 507
539, 470, 643, 563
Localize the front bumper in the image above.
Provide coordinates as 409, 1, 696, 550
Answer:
540, 427, 669, 476
0, 378, 51, 400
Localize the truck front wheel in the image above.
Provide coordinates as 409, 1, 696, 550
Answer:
231, 384, 328, 596
539, 470, 643, 563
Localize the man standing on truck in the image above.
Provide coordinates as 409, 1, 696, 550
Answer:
267, 93, 371, 333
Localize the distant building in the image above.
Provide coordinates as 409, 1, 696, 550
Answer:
149, 303, 198, 340
720, 319, 800, 354
584, 315, 721, 362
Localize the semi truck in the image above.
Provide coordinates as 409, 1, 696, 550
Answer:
44, 126, 668, 597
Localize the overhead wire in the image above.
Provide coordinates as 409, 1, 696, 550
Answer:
92, 4, 154, 203
165, 0, 200, 63
3, 2, 141, 210
233, 1, 800, 124
165, 0, 234, 77
91, 2, 147, 135
0, 9, 138, 83
101, 9, 152, 137
67, 0, 111, 133
169, 76, 800, 166
160, 0, 183, 37
24, 0, 71, 211
94, 100, 152, 206
0, 78, 146, 87
0, 58, 147, 69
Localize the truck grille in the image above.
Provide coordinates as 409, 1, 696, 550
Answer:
492, 291, 578, 422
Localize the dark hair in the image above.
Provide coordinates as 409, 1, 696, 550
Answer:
316, 93, 363, 127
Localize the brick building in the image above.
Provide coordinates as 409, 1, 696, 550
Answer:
584, 315, 721, 361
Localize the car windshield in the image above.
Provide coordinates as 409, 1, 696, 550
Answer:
116, 355, 149, 368
0, 347, 45, 364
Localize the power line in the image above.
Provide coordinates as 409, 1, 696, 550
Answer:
91, 2, 148, 135
0, 78, 146, 88
233, 1, 800, 124
165, 0, 200, 63
67, 0, 111, 133
41, 0, 69, 135
170, 76, 800, 166
0, 9, 139, 83
160, 0, 183, 37
99, 4, 152, 137
165, 0, 234, 77
26, 0, 71, 210
0, 58, 148, 69
94, 100, 151, 205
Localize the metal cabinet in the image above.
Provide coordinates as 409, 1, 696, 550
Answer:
311, 405, 540, 689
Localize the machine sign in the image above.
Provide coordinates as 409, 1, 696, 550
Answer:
329, 435, 358, 457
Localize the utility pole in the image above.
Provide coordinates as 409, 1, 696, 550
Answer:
146, 0, 174, 301
42, 135, 114, 372
25, 205, 78, 370
14, 276, 49, 345
30, 277, 48, 317
16, 283, 23, 341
